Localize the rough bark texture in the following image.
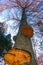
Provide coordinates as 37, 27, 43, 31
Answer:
14, 9, 37, 65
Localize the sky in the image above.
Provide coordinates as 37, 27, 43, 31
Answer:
0, 0, 43, 37
0, 0, 43, 59
0, 0, 43, 23
0, 0, 43, 41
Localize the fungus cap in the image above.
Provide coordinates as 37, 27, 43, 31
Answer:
4, 49, 31, 65
21, 26, 34, 38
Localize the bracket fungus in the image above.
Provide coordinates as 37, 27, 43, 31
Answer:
4, 49, 31, 65
21, 26, 34, 38
13, 36, 17, 41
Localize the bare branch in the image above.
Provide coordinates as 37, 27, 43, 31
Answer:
12, 17, 21, 21
0, 0, 41, 15
9, 0, 16, 3
26, 0, 40, 10
10, 11, 21, 21
16, 0, 23, 8
0, 4, 7, 12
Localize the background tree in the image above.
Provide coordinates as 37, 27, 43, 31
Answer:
0, 0, 41, 65
7, 0, 40, 65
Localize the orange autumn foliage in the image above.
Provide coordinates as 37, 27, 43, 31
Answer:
4, 49, 31, 65
21, 26, 34, 38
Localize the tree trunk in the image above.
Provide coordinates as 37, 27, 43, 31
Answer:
14, 9, 37, 65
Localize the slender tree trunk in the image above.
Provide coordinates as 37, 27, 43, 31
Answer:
14, 9, 37, 65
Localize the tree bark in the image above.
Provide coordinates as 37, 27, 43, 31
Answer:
14, 9, 37, 65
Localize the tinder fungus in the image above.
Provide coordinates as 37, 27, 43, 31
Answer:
21, 26, 34, 38
4, 49, 31, 65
